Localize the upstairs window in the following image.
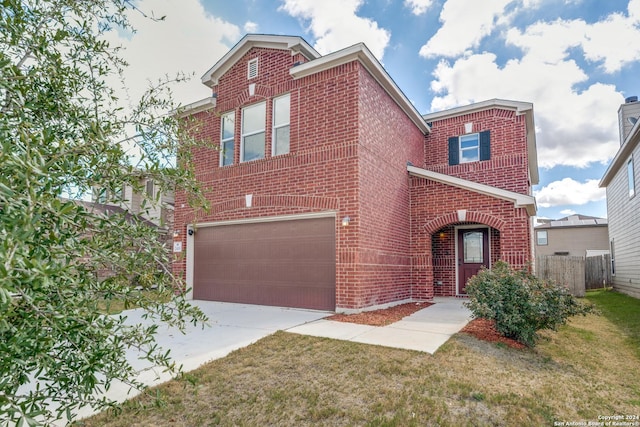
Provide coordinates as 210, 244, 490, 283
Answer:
628, 157, 636, 198
247, 58, 258, 79
220, 111, 235, 166
536, 230, 548, 246
460, 134, 479, 163
241, 101, 266, 162
272, 94, 290, 156
448, 130, 490, 165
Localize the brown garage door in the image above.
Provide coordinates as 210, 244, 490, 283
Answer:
193, 216, 335, 310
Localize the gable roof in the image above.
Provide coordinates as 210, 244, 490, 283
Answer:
201, 34, 320, 87
289, 43, 430, 134
199, 34, 430, 134
407, 165, 537, 216
600, 113, 640, 187
535, 214, 607, 229
422, 99, 539, 185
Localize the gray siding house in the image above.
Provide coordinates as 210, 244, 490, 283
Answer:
534, 215, 609, 258
600, 96, 640, 299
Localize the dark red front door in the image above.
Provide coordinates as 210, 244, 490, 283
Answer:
457, 228, 490, 294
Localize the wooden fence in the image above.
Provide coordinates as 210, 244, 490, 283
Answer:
585, 254, 612, 290
535, 255, 612, 297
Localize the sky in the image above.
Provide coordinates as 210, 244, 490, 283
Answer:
109, 0, 640, 220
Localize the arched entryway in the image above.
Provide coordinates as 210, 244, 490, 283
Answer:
430, 222, 501, 296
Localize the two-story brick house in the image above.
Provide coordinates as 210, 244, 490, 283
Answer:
173, 34, 538, 312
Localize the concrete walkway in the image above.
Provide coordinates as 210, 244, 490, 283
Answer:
288, 297, 472, 354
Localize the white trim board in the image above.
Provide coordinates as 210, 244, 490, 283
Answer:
408, 165, 537, 216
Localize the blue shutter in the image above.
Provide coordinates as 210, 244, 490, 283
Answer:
448, 137, 459, 166
479, 130, 491, 161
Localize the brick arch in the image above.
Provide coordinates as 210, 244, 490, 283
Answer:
235, 84, 271, 106
423, 211, 506, 234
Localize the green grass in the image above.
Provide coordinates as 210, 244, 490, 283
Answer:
76, 290, 640, 426
586, 289, 640, 358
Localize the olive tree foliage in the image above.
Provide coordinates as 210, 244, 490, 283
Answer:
0, 1, 209, 424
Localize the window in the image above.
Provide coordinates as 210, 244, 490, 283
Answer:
272, 94, 290, 156
536, 230, 548, 246
460, 134, 479, 163
220, 111, 235, 166
448, 130, 490, 165
247, 58, 258, 79
146, 180, 154, 198
628, 157, 635, 198
463, 231, 484, 263
241, 102, 266, 162
610, 240, 616, 276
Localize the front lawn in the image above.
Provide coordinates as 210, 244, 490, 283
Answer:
77, 290, 640, 426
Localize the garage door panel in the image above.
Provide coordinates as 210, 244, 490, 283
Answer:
193, 216, 335, 310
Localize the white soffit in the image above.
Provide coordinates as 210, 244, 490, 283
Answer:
201, 34, 320, 87
171, 97, 216, 118
600, 117, 640, 187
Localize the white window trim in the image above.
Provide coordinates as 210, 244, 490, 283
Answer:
247, 58, 258, 79
220, 111, 235, 167
272, 93, 290, 156
459, 133, 480, 164
628, 156, 636, 198
240, 101, 266, 163
536, 230, 548, 246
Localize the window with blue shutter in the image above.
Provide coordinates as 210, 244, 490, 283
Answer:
448, 130, 491, 165
448, 137, 459, 165
479, 130, 491, 161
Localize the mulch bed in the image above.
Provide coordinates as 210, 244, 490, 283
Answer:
327, 302, 527, 349
461, 318, 527, 349
327, 302, 432, 326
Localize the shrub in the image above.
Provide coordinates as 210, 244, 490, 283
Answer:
464, 261, 594, 347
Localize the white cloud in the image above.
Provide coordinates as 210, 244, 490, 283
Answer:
581, 10, 640, 73
534, 178, 606, 208
280, 0, 390, 60
404, 0, 435, 16
427, 2, 636, 169
244, 21, 259, 33
106, 0, 241, 108
419, 0, 512, 58
559, 209, 577, 215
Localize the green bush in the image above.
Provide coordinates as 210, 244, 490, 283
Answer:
464, 261, 594, 347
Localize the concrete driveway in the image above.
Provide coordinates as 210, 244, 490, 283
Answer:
73, 301, 328, 422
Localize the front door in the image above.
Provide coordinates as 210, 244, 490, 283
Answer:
457, 228, 490, 295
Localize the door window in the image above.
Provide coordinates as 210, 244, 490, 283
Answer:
463, 231, 484, 263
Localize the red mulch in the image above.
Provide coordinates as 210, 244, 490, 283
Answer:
327, 302, 527, 349
461, 318, 527, 349
327, 302, 432, 326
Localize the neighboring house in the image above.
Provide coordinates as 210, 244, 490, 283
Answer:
600, 96, 640, 299
534, 215, 609, 258
173, 34, 538, 312
92, 177, 175, 238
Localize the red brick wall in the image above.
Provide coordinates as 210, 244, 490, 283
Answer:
353, 67, 425, 307
174, 47, 366, 309
424, 108, 531, 194
411, 107, 534, 297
